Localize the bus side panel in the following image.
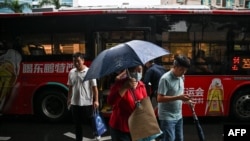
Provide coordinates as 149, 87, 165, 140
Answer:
2, 61, 73, 115
183, 75, 248, 117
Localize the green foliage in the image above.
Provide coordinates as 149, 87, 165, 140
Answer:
38, 0, 71, 9
0, 0, 31, 13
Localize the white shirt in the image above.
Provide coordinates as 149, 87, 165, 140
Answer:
67, 67, 97, 106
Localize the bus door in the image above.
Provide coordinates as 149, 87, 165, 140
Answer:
93, 30, 150, 115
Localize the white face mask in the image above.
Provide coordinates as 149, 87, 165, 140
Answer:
130, 72, 142, 82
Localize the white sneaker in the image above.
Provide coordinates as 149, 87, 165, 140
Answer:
95, 136, 101, 141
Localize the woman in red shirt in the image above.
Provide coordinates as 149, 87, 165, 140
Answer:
107, 66, 147, 141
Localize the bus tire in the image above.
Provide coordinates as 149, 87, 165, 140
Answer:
35, 89, 69, 122
231, 88, 250, 121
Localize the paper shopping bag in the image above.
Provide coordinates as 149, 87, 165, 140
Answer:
128, 97, 162, 141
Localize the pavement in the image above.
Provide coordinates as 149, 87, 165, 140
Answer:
0, 115, 227, 141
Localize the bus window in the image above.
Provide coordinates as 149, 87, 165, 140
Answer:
160, 40, 228, 74
27, 44, 46, 55
54, 33, 85, 54
22, 33, 86, 56
161, 42, 193, 71
234, 44, 250, 51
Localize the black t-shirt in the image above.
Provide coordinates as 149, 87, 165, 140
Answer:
143, 64, 166, 93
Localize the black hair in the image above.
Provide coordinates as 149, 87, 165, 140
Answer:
72, 52, 85, 59
128, 66, 137, 72
173, 54, 191, 68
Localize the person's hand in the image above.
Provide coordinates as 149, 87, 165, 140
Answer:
93, 100, 99, 109
123, 77, 138, 89
187, 100, 196, 108
67, 98, 71, 110
179, 94, 191, 102
115, 70, 127, 80
119, 77, 138, 96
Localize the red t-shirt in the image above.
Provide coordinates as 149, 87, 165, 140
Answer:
107, 79, 147, 132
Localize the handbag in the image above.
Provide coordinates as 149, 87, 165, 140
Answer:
128, 90, 162, 141
93, 109, 107, 136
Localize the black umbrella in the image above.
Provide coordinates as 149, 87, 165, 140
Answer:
84, 40, 170, 81
189, 102, 205, 141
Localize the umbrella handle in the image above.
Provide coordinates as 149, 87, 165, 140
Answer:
188, 101, 205, 141
126, 69, 131, 78
188, 100, 195, 112
188, 101, 198, 120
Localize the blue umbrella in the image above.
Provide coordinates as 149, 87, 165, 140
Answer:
84, 40, 170, 81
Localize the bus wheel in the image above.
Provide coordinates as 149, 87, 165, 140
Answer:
35, 89, 69, 122
231, 89, 250, 121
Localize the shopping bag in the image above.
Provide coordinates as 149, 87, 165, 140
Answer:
128, 97, 162, 141
137, 131, 163, 141
93, 109, 107, 136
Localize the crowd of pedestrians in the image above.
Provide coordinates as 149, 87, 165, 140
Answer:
67, 52, 192, 141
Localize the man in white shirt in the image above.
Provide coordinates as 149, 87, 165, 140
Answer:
67, 52, 99, 141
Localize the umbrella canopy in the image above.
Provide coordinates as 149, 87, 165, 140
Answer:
84, 40, 170, 81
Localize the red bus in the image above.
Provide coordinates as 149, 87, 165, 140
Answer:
1, 5, 250, 122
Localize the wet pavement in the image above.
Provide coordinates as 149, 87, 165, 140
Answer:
0, 115, 229, 141
0, 115, 110, 141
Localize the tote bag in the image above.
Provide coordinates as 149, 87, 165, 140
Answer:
93, 109, 107, 136
128, 96, 162, 141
